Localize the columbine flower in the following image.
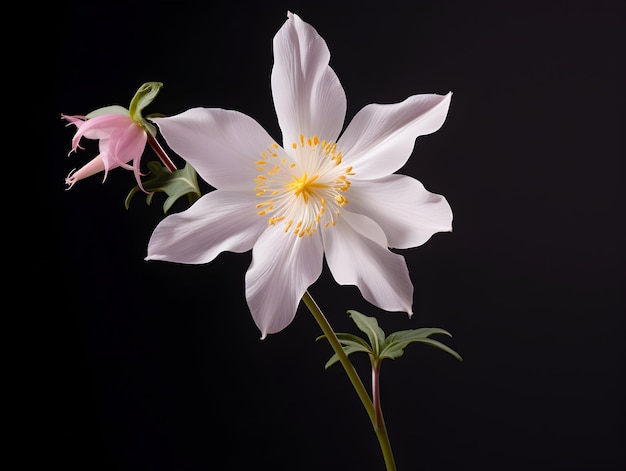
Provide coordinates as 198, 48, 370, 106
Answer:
146, 12, 453, 338
62, 106, 147, 189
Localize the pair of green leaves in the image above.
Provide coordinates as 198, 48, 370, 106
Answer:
318, 310, 463, 369
125, 161, 201, 214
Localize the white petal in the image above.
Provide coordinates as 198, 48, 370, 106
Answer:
146, 190, 266, 264
347, 175, 453, 249
152, 108, 278, 191
245, 227, 324, 338
271, 11, 346, 148
338, 92, 452, 179
322, 210, 414, 315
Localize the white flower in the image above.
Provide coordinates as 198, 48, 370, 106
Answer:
147, 12, 453, 338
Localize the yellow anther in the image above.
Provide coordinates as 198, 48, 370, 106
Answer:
335, 195, 348, 206
292, 143, 297, 149
256, 160, 267, 165
255, 200, 274, 210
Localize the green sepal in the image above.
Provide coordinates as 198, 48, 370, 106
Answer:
129, 81, 163, 136
380, 328, 463, 362
125, 161, 201, 214
85, 105, 129, 119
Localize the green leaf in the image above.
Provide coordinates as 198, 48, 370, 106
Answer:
380, 328, 463, 362
317, 332, 371, 349
324, 343, 371, 369
125, 161, 201, 213
346, 310, 386, 355
316, 332, 373, 369
411, 337, 463, 362
335, 333, 373, 350
129, 81, 163, 136
386, 328, 453, 345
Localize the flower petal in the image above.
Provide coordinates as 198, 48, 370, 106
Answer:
152, 108, 278, 191
71, 113, 133, 151
338, 92, 452, 179
97, 122, 146, 170
322, 210, 413, 315
65, 155, 106, 189
146, 190, 266, 264
245, 227, 324, 338
347, 174, 452, 249
271, 11, 346, 148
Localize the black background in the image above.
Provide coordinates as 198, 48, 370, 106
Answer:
47, 1, 624, 470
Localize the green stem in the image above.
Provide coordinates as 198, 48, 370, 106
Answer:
301, 291, 397, 471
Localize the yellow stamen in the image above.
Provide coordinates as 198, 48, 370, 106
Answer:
254, 135, 353, 237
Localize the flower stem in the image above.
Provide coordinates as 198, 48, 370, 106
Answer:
372, 361, 383, 431
146, 133, 177, 172
301, 291, 397, 471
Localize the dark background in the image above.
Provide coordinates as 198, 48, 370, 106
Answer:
47, 0, 624, 470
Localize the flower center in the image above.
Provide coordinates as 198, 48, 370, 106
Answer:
286, 172, 326, 203
254, 134, 354, 237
